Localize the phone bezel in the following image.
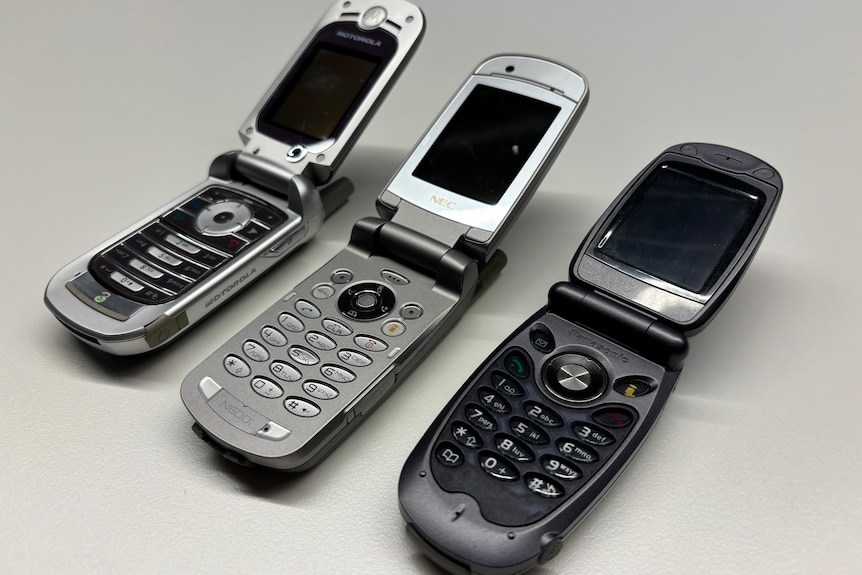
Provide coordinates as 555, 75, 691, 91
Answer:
255, 22, 399, 148
385, 74, 578, 233
572, 149, 781, 333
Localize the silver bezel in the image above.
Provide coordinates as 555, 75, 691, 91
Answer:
237, 0, 424, 177
385, 75, 579, 233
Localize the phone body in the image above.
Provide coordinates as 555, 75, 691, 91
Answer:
180, 55, 589, 471
399, 143, 782, 575
43, 0, 424, 355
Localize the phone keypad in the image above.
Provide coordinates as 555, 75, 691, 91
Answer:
430, 331, 649, 527
214, 270, 422, 422
88, 187, 285, 304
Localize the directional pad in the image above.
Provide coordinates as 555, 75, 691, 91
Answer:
542, 354, 606, 403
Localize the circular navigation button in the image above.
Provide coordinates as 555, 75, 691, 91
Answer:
195, 201, 252, 235
338, 282, 395, 321
542, 354, 606, 403
355, 292, 379, 309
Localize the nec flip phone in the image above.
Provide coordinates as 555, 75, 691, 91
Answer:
399, 143, 782, 574
180, 55, 589, 471
44, 0, 424, 355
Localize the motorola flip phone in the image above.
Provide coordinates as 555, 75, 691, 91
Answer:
44, 0, 424, 355
180, 55, 589, 471
399, 143, 782, 574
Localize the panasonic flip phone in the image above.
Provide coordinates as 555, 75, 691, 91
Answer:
399, 143, 782, 574
44, 0, 425, 355
180, 55, 589, 471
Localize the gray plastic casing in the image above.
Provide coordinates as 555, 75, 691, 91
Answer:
398, 143, 782, 574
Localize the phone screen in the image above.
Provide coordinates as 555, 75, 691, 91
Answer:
597, 164, 764, 294
412, 84, 560, 205
259, 44, 381, 141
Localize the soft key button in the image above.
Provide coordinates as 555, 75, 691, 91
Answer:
251, 377, 283, 399
381, 269, 410, 285
322, 318, 352, 337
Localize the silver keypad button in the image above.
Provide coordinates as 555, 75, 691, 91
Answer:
322, 318, 352, 337
303, 381, 339, 400
354, 335, 388, 352
278, 312, 305, 332
288, 346, 319, 366
270, 361, 301, 382
337, 349, 373, 367
223, 354, 251, 377
295, 299, 321, 319
251, 377, 283, 399
242, 340, 270, 362
305, 331, 336, 351
284, 397, 320, 418
260, 325, 287, 347
320, 364, 355, 384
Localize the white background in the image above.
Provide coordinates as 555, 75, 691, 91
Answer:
2, 0, 860, 573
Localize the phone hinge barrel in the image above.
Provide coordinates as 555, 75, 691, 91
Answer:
548, 282, 689, 370
379, 191, 494, 263
348, 217, 479, 297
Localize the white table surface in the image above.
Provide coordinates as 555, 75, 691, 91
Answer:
2, 0, 860, 573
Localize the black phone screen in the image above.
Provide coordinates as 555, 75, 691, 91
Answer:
412, 84, 561, 205
597, 164, 764, 294
260, 44, 380, 141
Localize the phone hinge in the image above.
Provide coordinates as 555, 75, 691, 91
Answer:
348, 218, 478, 298
233, 150, 304, 197
379, 190, 492, 263
548, 282, 689, 370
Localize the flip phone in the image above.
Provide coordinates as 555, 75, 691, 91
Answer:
44, 0, 424, 355
399, 143, 782, 574
180, 55, 589, 471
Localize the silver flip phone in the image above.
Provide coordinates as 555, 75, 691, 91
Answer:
44, 0, 424, 355
180, 55, 589, 471
399, 143, 782, 575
